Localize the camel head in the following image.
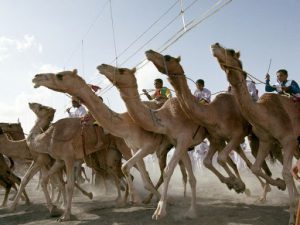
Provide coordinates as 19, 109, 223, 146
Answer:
28, 102, 56, 122
33, 69, 86, 96
97, 64, 137, 89
211, 43, 246, 86
211, 43, 243, 71
145, 49, 184, 76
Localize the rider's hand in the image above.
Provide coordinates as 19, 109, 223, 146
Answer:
265, 73, 270, 80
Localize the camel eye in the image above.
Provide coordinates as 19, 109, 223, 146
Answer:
118, 69, 125, 74
57, 74, 64, 80
164, 55, 171, 62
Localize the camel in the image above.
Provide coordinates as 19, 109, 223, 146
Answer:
32, 69, 205, 221
0, 123, 31, 206
9, 103, 68, 215
11, 101, 133, 221
211, 42, 300, 225
144, 49, 285, 201
0, 152, 30, 207
0, 126, 32, 161
97, 64, 207, 220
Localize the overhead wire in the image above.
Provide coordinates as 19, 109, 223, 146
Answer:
99, 0, 233, 96
62, 0, 110, 70
100, 0, 202, 96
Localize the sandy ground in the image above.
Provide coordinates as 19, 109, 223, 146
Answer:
0, 157, 292, 225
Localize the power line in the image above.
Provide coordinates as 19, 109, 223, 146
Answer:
62, 0, 110, 70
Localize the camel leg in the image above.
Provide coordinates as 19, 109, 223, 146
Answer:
152, 140, 191, 220
74, 183, 93, 200
13, 183, 30, 205
136, 159, 160, 200
40, 160, 65, 216
178, 160, 187, 198
36, 170, 42, 190
203, 140, 235, 189
53, 170, 67, 207
281, 138, 298, 225
144, 150, 168, 204
58, 159, 75, 222
81, 166, 90, 183
128, 147, 160, 203
1, 185, 11, 207
251, 140, 286, 190
105, 167, 125, 206
217, 139, 246, 193
180, 151, 197, 219
122, 147, 158, 204
235, 146, 273, 200
9, 161, 40, 212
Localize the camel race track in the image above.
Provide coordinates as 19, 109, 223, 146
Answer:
0, 160, 291, 225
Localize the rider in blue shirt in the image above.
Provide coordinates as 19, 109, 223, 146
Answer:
265, 69, 300, 98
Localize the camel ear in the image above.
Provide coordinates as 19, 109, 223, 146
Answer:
131, 67, 136, 73
176, 56, 181, 62
236, 51, 240, 59
72, 69, 78, 75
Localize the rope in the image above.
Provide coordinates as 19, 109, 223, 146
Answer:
120, 0, 200, 67
100, 0, 231, 96
179, 0, 187, 32
109, 0, 179, 65
109, 0, 118, 67
81, 40, 85, 75
63, 0, 110, 69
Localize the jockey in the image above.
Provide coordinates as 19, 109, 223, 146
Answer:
265, 69, 300, 99
194, 79, 211, 104
142, 78, 172, 104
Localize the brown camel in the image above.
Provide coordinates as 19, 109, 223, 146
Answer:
24, 112, 130, 221
211, 42, 300, 225
97, 64, 207, 220
0, 123, 31, 206
0, 126, 32, 160
0, 152, 30, 207
9, 103, 67, 216
32, 69, 204, 220
144, 49, 284, 201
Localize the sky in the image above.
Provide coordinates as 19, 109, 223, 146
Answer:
0, 0, 299, 134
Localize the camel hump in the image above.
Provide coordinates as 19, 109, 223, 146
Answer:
51, 118, 82, 142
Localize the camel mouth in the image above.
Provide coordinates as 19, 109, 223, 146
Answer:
32, 78, 41, 88
97, 64, 109, 74
33, 83, 40, 88
145, 49, 157, 60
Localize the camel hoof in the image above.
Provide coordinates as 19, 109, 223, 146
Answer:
276, 178, 286, 191
232, 179, 246, 193
50, 205, 63, 217
88, 192, 93, 200
259, 197, 267, 204
152, 200, 166, 220
57, 212, 72, 222
244, 188, 251, 197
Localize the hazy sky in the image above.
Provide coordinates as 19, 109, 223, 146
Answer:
0, 0, 299, 133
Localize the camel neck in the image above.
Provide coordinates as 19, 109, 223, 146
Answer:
117, 82, 166, 133
75, 85, 129, 137
228, 70, 258, 123
167, 74, 211, 124
28, 117, 51, 141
